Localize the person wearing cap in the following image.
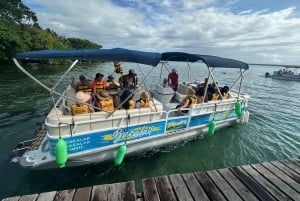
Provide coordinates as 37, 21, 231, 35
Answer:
92, 73, 107, 100
168, 68, 179, 91
71, 74, 93, 94
135, 91, 151, 108
97, 90, 114, 112
71, 91, 95, 115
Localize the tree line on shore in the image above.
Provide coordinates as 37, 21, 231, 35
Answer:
0, 0, 102, 64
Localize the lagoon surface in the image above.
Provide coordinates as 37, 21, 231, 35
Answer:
0, 63, 299, 199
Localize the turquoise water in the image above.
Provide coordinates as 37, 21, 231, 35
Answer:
0, 63, 299, 199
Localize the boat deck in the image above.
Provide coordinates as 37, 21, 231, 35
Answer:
2, 158, 300, 201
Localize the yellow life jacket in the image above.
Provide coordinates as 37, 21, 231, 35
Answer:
212, 93, 219, 101
188, 95, 198, 105
129, 99, 135, 109
140, 99, 150, 108
71, 104, 89, 115
78, 84, 92, 93
99, 98, 114, 112
223, 93, 229, 99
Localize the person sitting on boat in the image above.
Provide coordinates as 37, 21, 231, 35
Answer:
176, 89, 197, 112
207, 82, 219, 101
168, 68, 179, 91
71, 75, 93, 94
135, 91, 151, 108
196, 86, 205, 103
92, 73, 107, 100
106, 75, 120, 107
97, 90, 114, 112
71, 91, 95, 115
220, 86, 231, 99
120, 89, 135, 110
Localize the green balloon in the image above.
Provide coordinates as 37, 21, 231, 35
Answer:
55, 138, 68, 168
208, 120, 216, 136
235, 101, 241, 116
114, 144, 127, 166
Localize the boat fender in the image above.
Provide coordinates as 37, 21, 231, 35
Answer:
240, 110, 245, 123
244, 108, 250, 123
55, 137, 68, 168
235, 101, 241, 116
208, 120, 216, 136
114, 144, 127, 166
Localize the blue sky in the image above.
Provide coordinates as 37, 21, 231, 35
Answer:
23, 0, 300, 65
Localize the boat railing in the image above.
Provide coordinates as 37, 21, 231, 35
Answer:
45, 108, 167, 137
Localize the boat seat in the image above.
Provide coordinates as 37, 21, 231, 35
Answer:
174, 83, 194, 103
63, 87, 76, 113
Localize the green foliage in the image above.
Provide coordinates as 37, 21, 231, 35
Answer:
68, 38, 102, 49
0, 0, 102, 64
0, 0, 38, 24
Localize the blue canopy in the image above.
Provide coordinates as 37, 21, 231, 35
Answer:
15, 48, 249, 69
161, 52, 249, 70
15, 48, 161, 66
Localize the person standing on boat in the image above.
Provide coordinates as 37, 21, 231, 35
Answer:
168, 68, 179, 91
92, 73, 107, 100
71, 75, 93, 94
120, 69, 138, 91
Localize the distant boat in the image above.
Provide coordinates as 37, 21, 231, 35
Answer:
265, 65, 300, 81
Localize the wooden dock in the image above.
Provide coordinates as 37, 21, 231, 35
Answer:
2, 158, 300, 201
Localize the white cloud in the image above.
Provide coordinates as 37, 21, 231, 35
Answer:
23, 0, 300, 64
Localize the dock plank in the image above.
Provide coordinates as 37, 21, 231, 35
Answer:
53, 189, 75, 201
169, 173, 194, 201
2, 196, 20, 201
142, 178, 160, 201
91, 184, 108, 201
207, 169, 243, 201
108, 182, 122, 201
270, 160, 300, 183
218, 168, 259, 201
251, 163, 299, 200
194, 172, 227, 201
73, 187, 91, 201
36, 191, 56, 201
155, 176, 177, 201
261, 162, 300, 193
181, 173, 210, 201
120, 181, 136, 201
19, 194, 39, 201
281, 160, 300, 175
239, 165, 288, 201
231, 166, 275, 201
